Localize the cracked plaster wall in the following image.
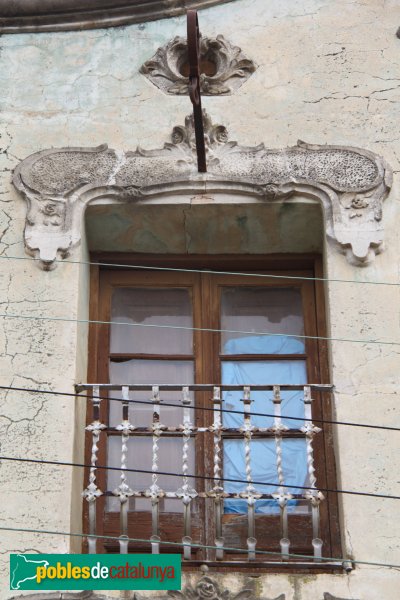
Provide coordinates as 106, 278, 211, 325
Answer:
0, 0, 400, 599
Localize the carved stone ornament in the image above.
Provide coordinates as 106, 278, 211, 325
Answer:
8, 580, 285, 600
12, 110, 392, 269
140, 35, 256, 95
0, 1, 235, 33
135, 567, 285, 600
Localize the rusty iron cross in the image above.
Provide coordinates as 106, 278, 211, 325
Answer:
187, 9, 207, 173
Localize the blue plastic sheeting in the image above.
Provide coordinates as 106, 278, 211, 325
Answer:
222, 336, 307, 429
222, 335, 308, 514
224, 439, 308, 514
222, 361, 307, 429
223, 334, 305, 355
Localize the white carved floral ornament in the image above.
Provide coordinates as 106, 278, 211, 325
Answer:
12, 110, 392, 269
140, 34, 256, 95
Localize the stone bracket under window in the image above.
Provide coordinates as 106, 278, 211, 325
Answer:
140, 34, 256, 95
12, 110, 392, 269
8, 585, 358, 600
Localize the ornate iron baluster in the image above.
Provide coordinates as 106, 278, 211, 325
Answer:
301, 385, 324, 560
210, 386, 224, 560
145, 385, 165, 554
239, 386, 259, 560
113, 385, 135, 553
176, 386, 197, 560
82, 385, 105, 553
271, 385, 292, 560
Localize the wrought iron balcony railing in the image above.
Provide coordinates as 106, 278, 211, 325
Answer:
76, 383, 348, 569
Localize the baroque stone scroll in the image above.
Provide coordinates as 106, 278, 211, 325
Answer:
12, 111, 392, 269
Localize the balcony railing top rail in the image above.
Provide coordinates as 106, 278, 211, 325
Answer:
76, 383, 334, 392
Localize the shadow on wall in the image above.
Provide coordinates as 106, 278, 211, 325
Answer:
85, 200, 324, 256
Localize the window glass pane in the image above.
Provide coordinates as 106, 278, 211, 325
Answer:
109, 360, 194, 427
222, 360, 307, 428
223, 438, 309, 514
110, 288, 192, 354
221, 287, 305, 354
107, 437, 195, 512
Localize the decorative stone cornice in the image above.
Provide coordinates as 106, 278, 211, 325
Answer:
0, 1, 235, 33
140, 35, 256, 95
12, 111, 392, 269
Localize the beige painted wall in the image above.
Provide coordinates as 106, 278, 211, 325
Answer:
0, 0, 399, 598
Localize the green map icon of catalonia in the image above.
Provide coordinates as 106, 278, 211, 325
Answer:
10, 554, 49, 590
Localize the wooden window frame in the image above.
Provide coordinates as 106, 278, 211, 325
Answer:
85, 253, 341, 571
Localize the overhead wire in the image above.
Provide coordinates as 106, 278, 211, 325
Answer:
1, 311, 399, 346
1, 455, 399, 501
1, 253, 400, 287
1, 524, 399, 569
1, 384, 399, 432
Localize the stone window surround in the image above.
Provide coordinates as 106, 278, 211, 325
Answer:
11, 110, 392, 271
8, 111, 372, 600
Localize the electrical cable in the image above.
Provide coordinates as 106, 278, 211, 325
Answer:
0, 311, 399, 346
0, 524, 399, 569
1, 253, 400, 287
1, 455, 399, 501
1, 384, 399, 432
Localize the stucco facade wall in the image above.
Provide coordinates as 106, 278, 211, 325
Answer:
0, 0, 399, 598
